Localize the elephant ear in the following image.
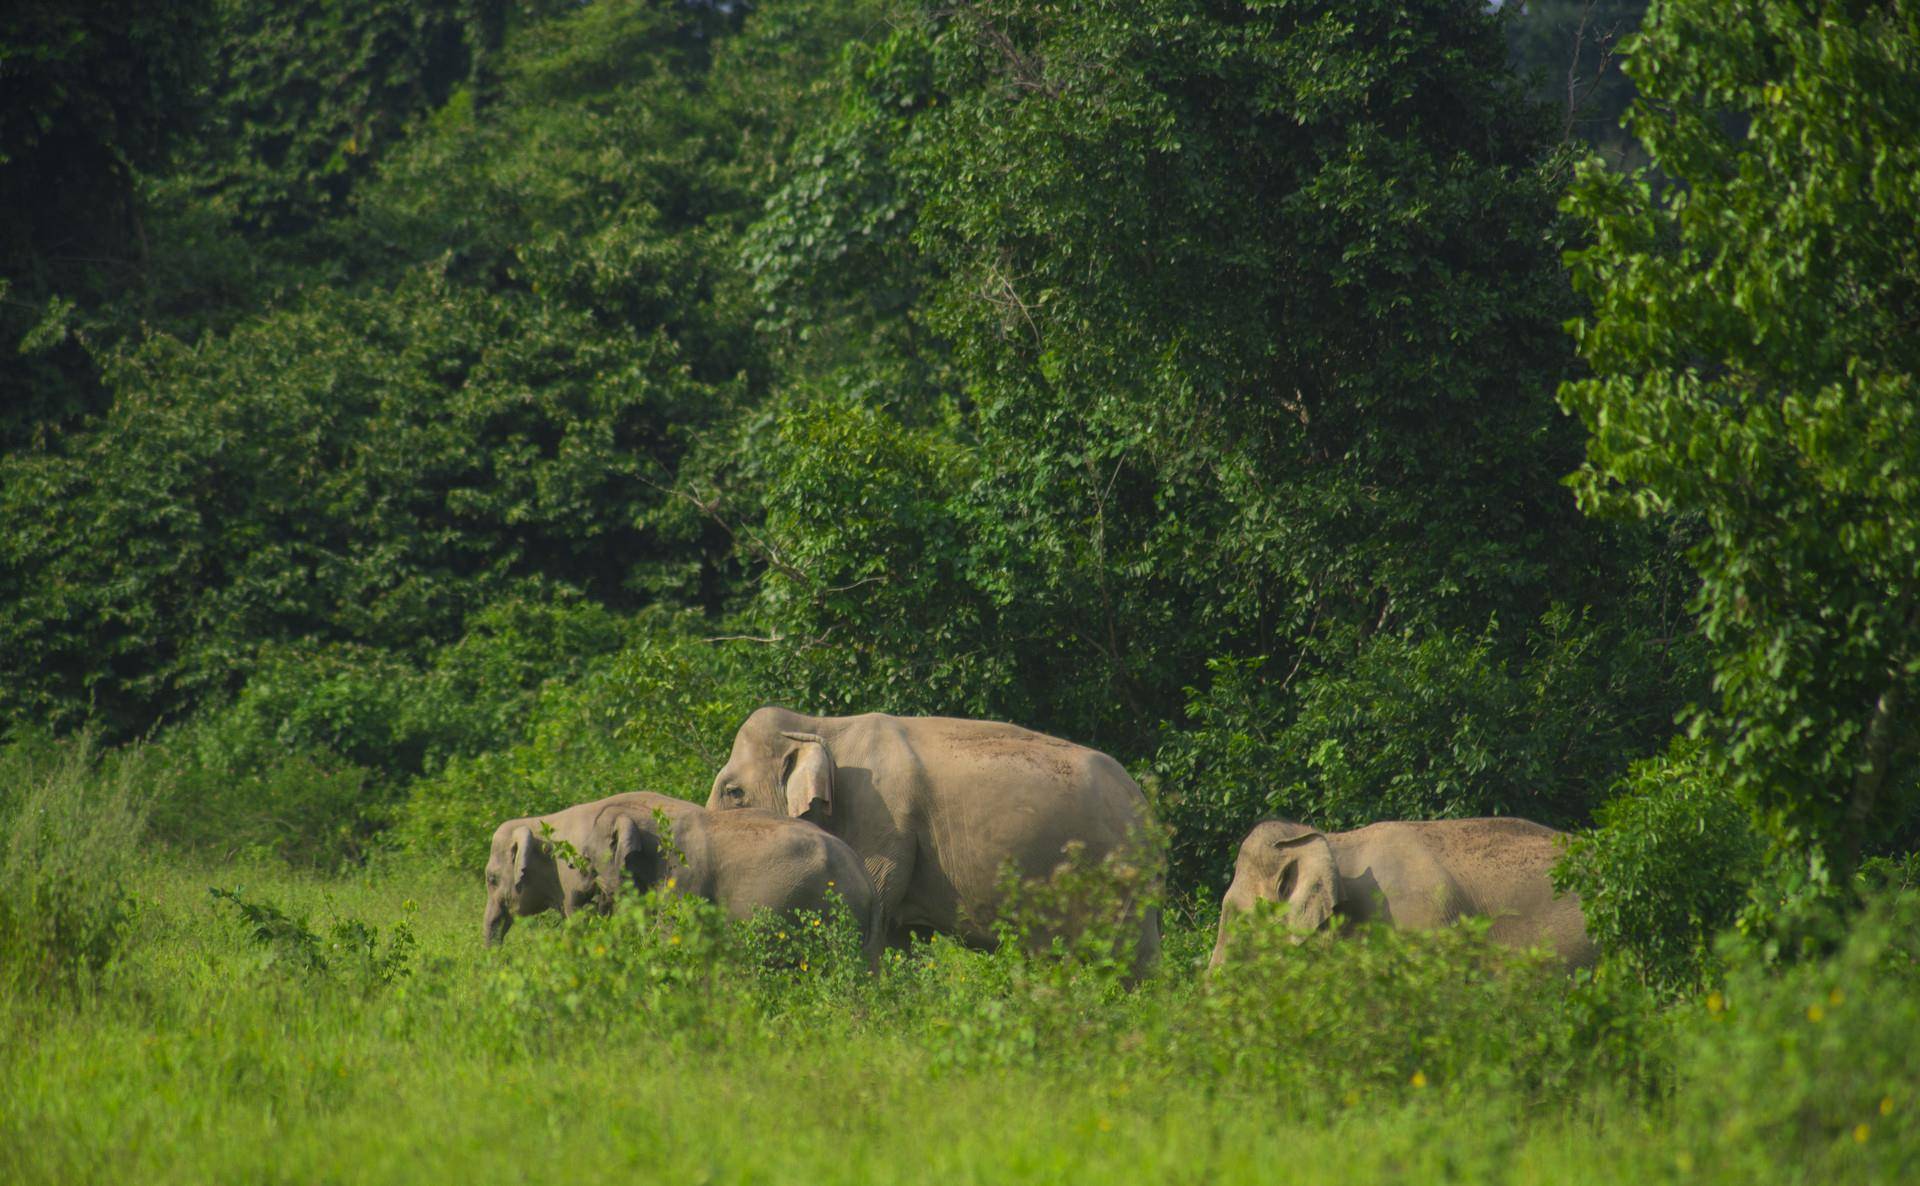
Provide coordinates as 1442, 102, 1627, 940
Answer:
509, 824, 541, 893
611, 814, 662, 896
1272, 832, 1339, 934
779, 731, 835, 820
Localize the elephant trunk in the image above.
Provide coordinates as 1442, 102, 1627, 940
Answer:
1207, 916, 1234, 972
483, 897, 513, 946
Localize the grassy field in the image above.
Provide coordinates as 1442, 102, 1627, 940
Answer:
3, 851, 1915, 1186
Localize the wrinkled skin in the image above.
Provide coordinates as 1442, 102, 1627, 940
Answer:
1209, 818, 1596, 971
707, 707, 1162, 976
483, 791, 880, 956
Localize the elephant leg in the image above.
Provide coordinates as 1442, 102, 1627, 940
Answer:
1128, 905, 1163, 984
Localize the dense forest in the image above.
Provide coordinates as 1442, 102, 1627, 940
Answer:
3, 2, 1918, 1180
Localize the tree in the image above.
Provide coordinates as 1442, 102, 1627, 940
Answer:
1505, 0, 1649, 164
0, 0, 881, 736
743, 0, 1698, 892
0, 1, 212, 447
1561, 0, 1920, 895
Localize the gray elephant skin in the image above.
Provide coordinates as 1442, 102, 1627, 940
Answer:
706, 707, 1162, 974
482, 791, 879, 954
1209, 817, 1595, 970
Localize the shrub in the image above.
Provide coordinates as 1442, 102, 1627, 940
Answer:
208, 886, 417, 996
1153, 606, 1685, 895
1669, 890, 1920, 1178
393, 615, 755, 870
145, 593, 634, 869
1556, 738, 1763, 995
991, 834, 1165, 989
485, 888, 740, 1041
1196, 913, 1648, 1111
0, 733, 154, 991
149, 722, 383, 869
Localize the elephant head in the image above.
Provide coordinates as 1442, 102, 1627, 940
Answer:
597, 810, 677, 903
1207, 820, 1339, 970
709, 712, 834, 823
482, 821, 561, 945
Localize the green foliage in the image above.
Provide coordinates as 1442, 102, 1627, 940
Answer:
1154, 604, 1693, 891
745, 389, 1013, 715
1505, 0, 1648, 165
208, 885, 416, 994
735, 0, 1695, 866
1561, 0, 1920, 892
987, 835, 1167, 996
0, 1, 213, 446
8, 835, 1920, 1184
1556, 738, 1764, 995
152, 736, 377, 870
0, 734, 151, 991
740, 24, 948, 399
189, 0, 496, 236
1203, 913, 1657, 1109
0, 274, 712, 735
394, 614, 756, 869
487, 887, 737, 1036
141, 593, 627, 867
1669, 891, 1920, 1178
485, 883, 871, 1040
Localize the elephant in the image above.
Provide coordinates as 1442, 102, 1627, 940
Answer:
481, 791, 880, 955
1208, 817, 1596, 971
705, 707, 1163, 976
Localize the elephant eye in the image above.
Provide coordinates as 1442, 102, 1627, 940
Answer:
726, 785, 746, 802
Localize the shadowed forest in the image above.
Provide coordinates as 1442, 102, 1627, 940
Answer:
3, 1, 1917, 1182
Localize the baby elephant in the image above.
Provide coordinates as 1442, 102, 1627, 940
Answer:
1209, 817, 1596, 971
482, 791, 880, 955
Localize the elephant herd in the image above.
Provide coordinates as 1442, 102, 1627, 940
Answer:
482, 706, 1597, 974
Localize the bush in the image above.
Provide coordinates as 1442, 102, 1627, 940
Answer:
393, 615, 756, 870
208, 886, 417, 996
145, 593, 633, 869
484, 888, 740, 1041
1556, 738, 1763, 995
1668, 891, 1920, 1178
1196, 914, 1639, 1111
0, 733, 154, 991
1153, 606, 1685, 894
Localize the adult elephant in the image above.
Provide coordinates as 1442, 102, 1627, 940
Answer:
1208, 818, 1595, 970
706, 707, 1162, 974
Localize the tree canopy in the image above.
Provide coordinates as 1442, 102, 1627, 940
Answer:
1, 0, 1912, 951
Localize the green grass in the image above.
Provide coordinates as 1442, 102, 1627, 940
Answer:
4, 850, 1915, 1185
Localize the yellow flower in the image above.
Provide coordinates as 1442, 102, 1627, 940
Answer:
1854, 1124, 1870, 1144
1807, 1004, 1825, 1023
800, 960, 809, 972
669, 934, 681, 946
1410, 1071, 1427, 1089
1881, 1097, 1895, 1117
778, 931, 788, 940
593, 944, 607, 956
1707, 992, 1725, 1014
1829, 986, 1846, 1007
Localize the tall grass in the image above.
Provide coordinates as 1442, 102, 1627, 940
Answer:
3, 742, 1917, 1184
0, 733, 153, 991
